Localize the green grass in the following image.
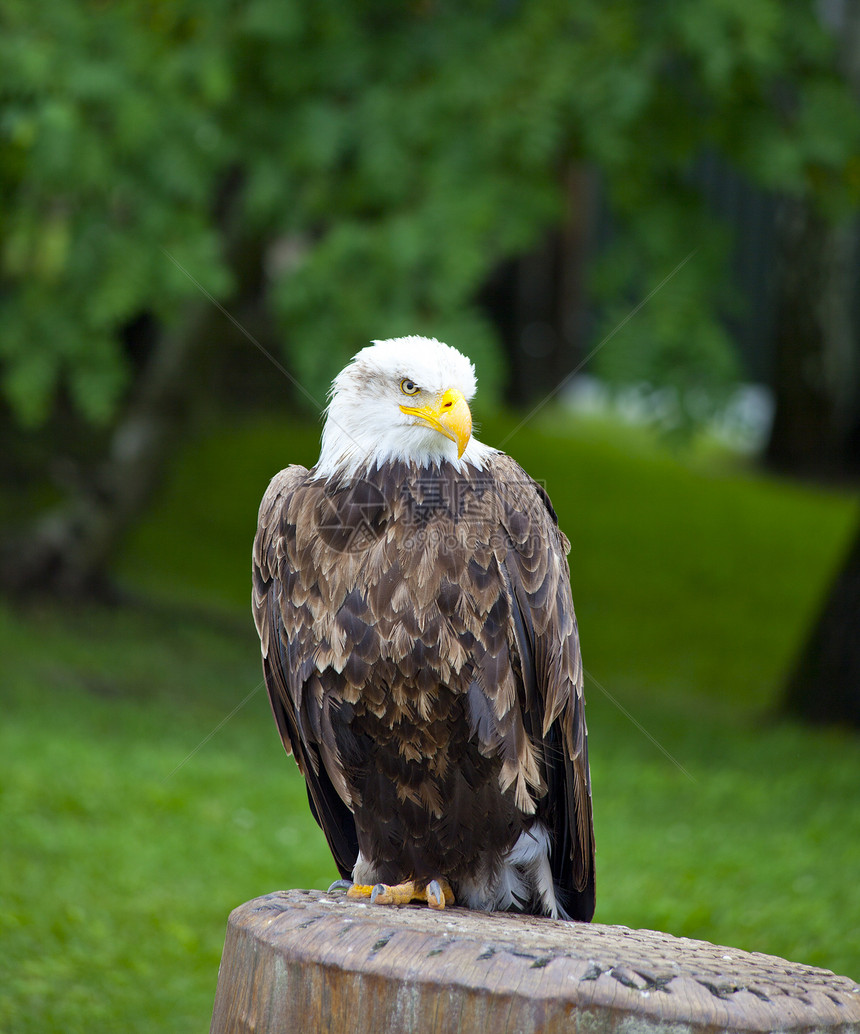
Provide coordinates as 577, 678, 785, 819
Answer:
1, 411, 858, 1032
0, 604, 324, 1034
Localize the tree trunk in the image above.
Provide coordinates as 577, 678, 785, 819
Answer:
773, 0, 860, 726
765, 0, 860, 480
482, 166, 595, 407
783, 523, 860, 727
0, 168, 269, 601
210, 889, 860, 1034
0, 301, 214, 598
764, 200, 859, 479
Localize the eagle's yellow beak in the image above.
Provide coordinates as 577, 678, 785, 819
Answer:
400, 388, 472, 458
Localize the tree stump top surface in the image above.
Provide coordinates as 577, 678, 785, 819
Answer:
211, 889, 860, 1034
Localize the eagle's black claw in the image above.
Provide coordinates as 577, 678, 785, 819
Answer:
327, 879, 353, 894
370, 883, 386, 904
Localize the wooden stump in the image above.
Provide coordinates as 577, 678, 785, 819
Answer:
210, 889, 860, 1034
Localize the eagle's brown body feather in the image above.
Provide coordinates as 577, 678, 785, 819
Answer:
253, 452, 595, 920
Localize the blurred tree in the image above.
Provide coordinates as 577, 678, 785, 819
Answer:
481, 167, 597, 407
766, 203, 859, 479
0, 0, 857, 595
0, 0, 239, 594
766, 0, 860, 727
783, 524, 860, 727
765, 0, 860, 480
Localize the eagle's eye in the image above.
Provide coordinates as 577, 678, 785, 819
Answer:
400, 379, 420, 396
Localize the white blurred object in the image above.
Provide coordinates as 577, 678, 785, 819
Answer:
563, 375, 774, 453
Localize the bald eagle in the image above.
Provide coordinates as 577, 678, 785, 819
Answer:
252, 336, 595, 920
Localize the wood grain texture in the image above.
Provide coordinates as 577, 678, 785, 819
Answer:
210, 890, 860, 1034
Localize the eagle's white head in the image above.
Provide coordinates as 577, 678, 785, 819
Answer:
314, 336, 496, 481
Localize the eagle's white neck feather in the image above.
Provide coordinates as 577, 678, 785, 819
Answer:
313, 336, 497, 482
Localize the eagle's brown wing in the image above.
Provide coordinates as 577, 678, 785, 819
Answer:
490, 453, 595, 920
253, 456, 594, 918
252, 466, 359, 879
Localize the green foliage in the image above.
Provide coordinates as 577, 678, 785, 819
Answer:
0, 0, 233, 425
571, 0, 860, 407
1, 417, 858, 1032
2, 0, 857, 425
590, 217, 742, 425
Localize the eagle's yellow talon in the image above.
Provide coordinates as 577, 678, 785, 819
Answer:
355, 877, 454, 908
370, 880, 419, 905
346, 883, 376, 900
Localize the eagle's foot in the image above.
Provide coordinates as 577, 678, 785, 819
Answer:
370, 881, 417, 906
425, 878, 455, 910
348, 878, 454, 909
